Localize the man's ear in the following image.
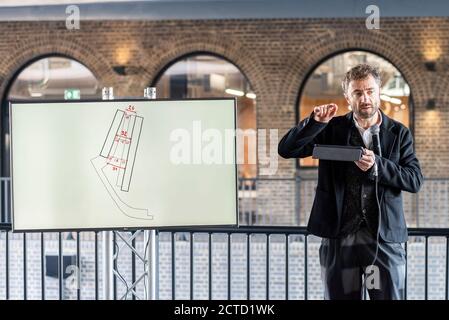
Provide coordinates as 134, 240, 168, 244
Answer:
344, 93, 351, 105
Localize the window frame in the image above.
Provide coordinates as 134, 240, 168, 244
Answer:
295, 48, 415, 171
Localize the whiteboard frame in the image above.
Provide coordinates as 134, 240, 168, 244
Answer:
9, 98, 239, 232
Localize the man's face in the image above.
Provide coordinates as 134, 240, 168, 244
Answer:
344, 75, 381, 120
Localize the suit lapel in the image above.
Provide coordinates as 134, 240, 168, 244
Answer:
377, 111, 397, 205
344, 112, 354, 145
335, 111, 397, 215
379, 110, 397, 160
333, 112, 354, 222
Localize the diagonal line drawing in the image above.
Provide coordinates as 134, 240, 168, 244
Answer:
92, 108, 152, 220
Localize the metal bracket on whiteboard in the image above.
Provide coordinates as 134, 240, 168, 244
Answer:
102, 87, 158, 300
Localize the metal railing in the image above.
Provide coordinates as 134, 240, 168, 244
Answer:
158, 226, 449, 300
1, 177, 449, 299
1, 225, 449, 300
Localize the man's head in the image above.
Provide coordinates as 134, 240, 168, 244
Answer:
342, 64, 381, 120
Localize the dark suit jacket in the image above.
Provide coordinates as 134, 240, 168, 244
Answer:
278, 111, 423, 243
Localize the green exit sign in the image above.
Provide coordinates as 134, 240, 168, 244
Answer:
64, 89, 81, 100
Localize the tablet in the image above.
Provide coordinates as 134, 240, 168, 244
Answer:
312, 144, 363, 162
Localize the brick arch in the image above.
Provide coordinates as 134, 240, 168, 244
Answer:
138, 35, 264, 177
436, 74, 449, 107
140, 34, 264, 99
282, 31, 428, 112
0, 36, 112, 100
429, 48, 449, 107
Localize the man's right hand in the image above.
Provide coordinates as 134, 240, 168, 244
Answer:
313, 103, 338, 123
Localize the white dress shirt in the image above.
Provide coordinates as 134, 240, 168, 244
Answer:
353, 110, 382, 176
353, 110, 383, 149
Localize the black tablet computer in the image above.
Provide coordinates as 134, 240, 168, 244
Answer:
312, 144, 363, 162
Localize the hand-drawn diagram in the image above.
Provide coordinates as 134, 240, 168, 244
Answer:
91, 105, 153, 220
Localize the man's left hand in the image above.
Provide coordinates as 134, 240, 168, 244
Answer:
355, 148, 375, 172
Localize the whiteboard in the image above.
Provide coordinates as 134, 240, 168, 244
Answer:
10, 99, 237, 231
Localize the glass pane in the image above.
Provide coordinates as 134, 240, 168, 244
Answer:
155, 54, 257, 179
2, 56, 100, 176
8, 57, 100, 100
298, 51, 411, 167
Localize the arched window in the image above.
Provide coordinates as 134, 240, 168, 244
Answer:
153, 53, 257, 179
2, 56, 100, 176
298, 51, 411, 168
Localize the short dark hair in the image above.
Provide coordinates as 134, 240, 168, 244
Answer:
341, 64, 381, 93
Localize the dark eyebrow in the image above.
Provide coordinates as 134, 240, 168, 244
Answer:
352, 88, 375, 93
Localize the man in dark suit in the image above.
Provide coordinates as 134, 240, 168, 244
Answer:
278, 64, 423, 300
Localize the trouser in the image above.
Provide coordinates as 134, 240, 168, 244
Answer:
319, 227, 406, 300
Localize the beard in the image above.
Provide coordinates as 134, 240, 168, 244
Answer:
353, 100, 379, 119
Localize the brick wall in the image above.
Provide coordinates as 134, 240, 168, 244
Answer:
0, 18, 448, 178
1, 17, 448, 299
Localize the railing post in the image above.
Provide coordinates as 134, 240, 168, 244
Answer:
41, 232, 45, 300
266, 234, 270, 300
304, 235, 308, 300
101, 87, 115, 300
171, 232, 175, 300
1, 179, 5, 223
145, 229, 158, 300
5, 231, 9, 300
58, 232, 63, 300
144, 87, 158, 300
405, 241, 408, 300
285, 234, 289, 300
190, 232, 194, 300
23, 233, 27, 300
227, 233, 231, 300
295, 175, 301, 226
247, 233, 250, 300
425, 236, 428, 300
444, 236, 449, 300
208, 233, 212, 300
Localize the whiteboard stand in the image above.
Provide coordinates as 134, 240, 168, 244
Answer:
101, 87, 115, 300
103, 87, 158, 300
143, 87, 158, 301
